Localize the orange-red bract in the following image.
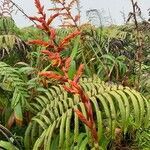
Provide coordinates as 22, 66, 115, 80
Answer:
34, 0, 45, 15
50, 28, 56, 40
57, 30, 81, 51
41, 50, 61, 67
73, 64, 84, 83
64, 57, 71, 72
74, 109, 92, 128
28, 40, 49, 47
63, 85, 79, 94
39, 71, 68, 82
47, 13, 60, 25
29, 16, 44, 22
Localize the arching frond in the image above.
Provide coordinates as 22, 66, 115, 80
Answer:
24, 76, 150, 149
0, 62, 29, 125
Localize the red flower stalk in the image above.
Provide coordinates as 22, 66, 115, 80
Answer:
48, 0, 80, 28
29, 0, 98, 145
29, 1, 60, 42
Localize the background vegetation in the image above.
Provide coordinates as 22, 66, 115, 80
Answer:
0, 0, 149, 150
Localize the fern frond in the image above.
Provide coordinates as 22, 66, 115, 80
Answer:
24, 76, 150, 149
0, 62, 29, 125
0, 16, 18, 34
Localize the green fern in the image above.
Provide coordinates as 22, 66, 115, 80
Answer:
0, 62, 28, 124
0, 16, 18, 34
24, 76, 150, 150
0, 17, 29, 63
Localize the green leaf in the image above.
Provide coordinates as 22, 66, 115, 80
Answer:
68, 60, 76, 79
70, 36, 80, 60
14, 102, 23, 126
24, 76, 150, 149
0, 141, 19, 150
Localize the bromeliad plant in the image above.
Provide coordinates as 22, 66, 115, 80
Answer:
28, 0, 98, 147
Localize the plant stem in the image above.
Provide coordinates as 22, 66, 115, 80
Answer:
0, 124, 23, 150
130, 0, 143, 90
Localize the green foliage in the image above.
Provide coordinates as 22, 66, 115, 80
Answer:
0, 17, 30, 64
79, 27, 130, 81
19, 26, 44, 41
0, 1, 149, 149
0, 16, 19, 34
0, 124, 23, 150
140, 73, 150, 99
0, 35, 29, 62
0, 141, 19, 150
0, 23, 148, 150
24, 76, 150, 149
0, 62, 29, 124
136, 128, 150, 149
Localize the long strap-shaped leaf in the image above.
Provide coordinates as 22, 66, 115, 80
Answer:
24, 76, 150, 149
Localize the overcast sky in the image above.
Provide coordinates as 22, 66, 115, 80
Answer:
12, 0, 150, 27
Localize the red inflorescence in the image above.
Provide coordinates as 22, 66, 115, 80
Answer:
29, 0, 98, 143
